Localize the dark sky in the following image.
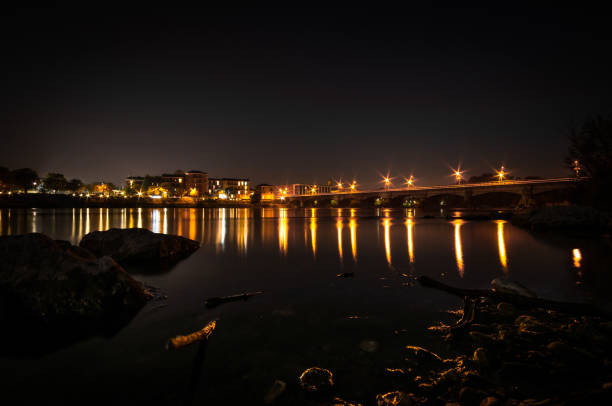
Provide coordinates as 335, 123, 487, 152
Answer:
2, 6, 611, 187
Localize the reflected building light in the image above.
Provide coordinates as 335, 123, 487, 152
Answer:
497, 220, 508, 271
383, 218, 392, 266
349, 218, 357, 262
152, 209, 161, 234
350, 208, 357, 218
85, 208, 90, 235
337, 208, 342, 217
573, 248, 582, 268
129, 208, 134, 228
71, 208, 76, 242
453, 220, 464, 277
98, 209, 103, 230
79, 208, 83, 240
406, 218, 414, 263
32, 210, 37, 233
239, 216, 248, 253
137, 207, 143, 229
310, 217, 317, 257
121, 208, 126, 229
163, 208, 168, 234
311, 208, 317, 218
337, 218, 343, 262
189, 208, 197, 241
279, 208, 288, 255
105, 208, 110, 230
218, 208, 226, 249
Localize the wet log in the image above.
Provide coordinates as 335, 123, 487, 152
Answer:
166, 320, 216, 350
418, 276, 610, 318
205, 291, 263, 308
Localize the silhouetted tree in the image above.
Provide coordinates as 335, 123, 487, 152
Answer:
43, 173, 68, 192
0, 166, 13, 191
66, 178, 84, 192
11, 168, 39, 193
468, 173, 495, 183
566, 115, 612, 208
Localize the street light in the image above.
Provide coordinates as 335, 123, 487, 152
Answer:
382, 175, 392, 190
350, 181, 357, 192
572, 160, 581, 177
337, 182, 343, 191
496, 165, 507, 182
405, 175, 415, 188
452, 167, 465, 184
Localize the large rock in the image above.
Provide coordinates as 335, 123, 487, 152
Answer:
512, 205, 609, 233
79, 228, 200, 270
0, 233, 151, 321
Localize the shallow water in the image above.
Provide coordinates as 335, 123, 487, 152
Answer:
1, 207, 611, 404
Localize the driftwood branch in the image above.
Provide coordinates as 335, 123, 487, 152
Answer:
166, 320, 217, 350
205, 291, 264, 308
418, 276, 610, 318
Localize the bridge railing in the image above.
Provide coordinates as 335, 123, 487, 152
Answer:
287, 177, 583, 198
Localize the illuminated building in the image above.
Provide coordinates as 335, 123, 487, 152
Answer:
208, 178, 250, 200
185, 170, 208, 197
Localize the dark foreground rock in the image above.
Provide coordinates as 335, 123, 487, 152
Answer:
0, 233, 151, 320
79, 228, 200, 271
0, 233, 152, 357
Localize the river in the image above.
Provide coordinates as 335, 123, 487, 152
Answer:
1, 207, 611, 404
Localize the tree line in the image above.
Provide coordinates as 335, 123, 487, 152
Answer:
0, 167, 115, 194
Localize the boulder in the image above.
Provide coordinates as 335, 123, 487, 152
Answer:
79, 228, 200, 270
0, 233, 151, 321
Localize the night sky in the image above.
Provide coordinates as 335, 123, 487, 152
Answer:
2, 6, 611, 188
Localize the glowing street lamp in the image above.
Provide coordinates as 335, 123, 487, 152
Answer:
349, 181, 357, 192
572, 160, 581, 177
382, 175, 392, 190
496, 165, 507, 182
452, 167, 465, 184
405, 175, 415, 188
337, 182, 343, 191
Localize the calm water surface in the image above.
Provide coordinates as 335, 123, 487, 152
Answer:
2, 207, 611, 404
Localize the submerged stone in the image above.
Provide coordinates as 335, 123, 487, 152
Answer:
299, 367, 334, 392
515, 315, 549, 335
264, 380, 286, 404
360, 339, 380, 353
375, 391, 415, 406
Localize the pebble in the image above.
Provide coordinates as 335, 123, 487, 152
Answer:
298, 367, 334, 392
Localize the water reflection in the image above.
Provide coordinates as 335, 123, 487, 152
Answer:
349, 218, 357, 262
337, 218, 343, 262
152, 209, 160, 233
279, 208, 288, 255
496, 220, 508, 272
452, 220, 464, 277
573, 248, 582, 268
310, 217, 317, 257
383, 217, 392, 267
137, 208, 143, 229
405, 218, 414, 263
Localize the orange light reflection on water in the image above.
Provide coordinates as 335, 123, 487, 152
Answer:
453, 220, 464, 277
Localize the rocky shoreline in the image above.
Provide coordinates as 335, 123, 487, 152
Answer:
288, 278, 612, 406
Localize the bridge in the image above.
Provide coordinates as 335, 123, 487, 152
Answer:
286, 178, 583, 208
